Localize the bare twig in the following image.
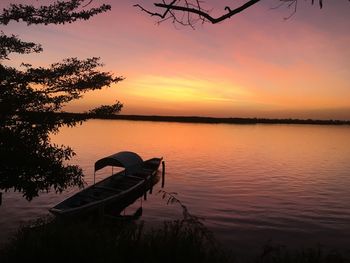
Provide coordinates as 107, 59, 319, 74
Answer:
82, 0, 93, 8
134, 0, 332, 27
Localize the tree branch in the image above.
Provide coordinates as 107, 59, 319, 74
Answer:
0, 32, 43, 60
154, 0, 261, 24
0, 0, 111, 25
134, 0, 177, 19
134, 0, 262, 26
134, 0, 341, 27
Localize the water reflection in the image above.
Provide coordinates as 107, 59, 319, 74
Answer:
51, 120, 350, 251
2, 119, 350, 252
105, 174, 162, 218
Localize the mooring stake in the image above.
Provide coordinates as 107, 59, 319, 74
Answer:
161, 161, 165, 188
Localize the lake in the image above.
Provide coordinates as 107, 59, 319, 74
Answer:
1, 119, 350, 254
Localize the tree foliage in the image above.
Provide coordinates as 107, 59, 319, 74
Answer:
0, 0, 111, 25
0, 32, 42, 60
1, 58, 123, 116
0, 0, 123, 200
88, 101, 124, 116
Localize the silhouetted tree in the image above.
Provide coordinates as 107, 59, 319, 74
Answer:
88, 101, 124, 116
135, 0, 348, 28
0, 0, 123, 200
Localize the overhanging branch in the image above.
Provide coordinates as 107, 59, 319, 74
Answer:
154, 0, 261, 24
134, 0, 335, 27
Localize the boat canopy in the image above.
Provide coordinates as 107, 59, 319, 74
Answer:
94, 151, 143, 172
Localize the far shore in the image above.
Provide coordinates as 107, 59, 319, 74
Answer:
56, 112, 350, 126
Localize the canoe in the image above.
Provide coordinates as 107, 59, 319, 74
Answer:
49, 151, 163, 217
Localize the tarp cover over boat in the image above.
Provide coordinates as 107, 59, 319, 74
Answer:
94, 151, 144, 172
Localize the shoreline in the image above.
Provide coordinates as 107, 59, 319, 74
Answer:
58, 112, 350, 126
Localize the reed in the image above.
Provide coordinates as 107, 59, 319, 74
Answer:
0, 215, 230, 263
0, 192, 348, 263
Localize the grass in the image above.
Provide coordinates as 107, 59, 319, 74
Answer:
0, 216, 230, 263
1, 191, 349, 263
252, 242, 349, 263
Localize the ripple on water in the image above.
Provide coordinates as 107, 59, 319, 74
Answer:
1, 120, 350, 253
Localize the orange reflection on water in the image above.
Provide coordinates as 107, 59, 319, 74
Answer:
52, 120, 350, 249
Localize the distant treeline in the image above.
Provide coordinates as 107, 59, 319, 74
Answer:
56, 112, 350, 125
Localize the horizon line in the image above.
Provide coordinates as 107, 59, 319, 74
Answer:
58, 112, 350, 125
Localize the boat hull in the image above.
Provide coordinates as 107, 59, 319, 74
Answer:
49, 157, 162, 217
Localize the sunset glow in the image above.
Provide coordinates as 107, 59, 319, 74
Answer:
2, 0, 349, 119
2, 1, 350, 256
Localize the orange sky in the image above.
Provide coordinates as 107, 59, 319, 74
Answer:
2, 0, 350, 119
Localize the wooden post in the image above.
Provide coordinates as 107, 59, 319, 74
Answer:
0, 192, 2, 206
161, 161, 165, 188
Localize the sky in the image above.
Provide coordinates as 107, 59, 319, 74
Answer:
2, 0, 350, 119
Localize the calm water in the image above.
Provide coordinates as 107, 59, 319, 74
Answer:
1, 120, 350, 253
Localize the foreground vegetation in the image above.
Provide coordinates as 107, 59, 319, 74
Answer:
1, 213, 349, 263
0, 215, 229, 263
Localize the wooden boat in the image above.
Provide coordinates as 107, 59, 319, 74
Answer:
49, 151, 163, 217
